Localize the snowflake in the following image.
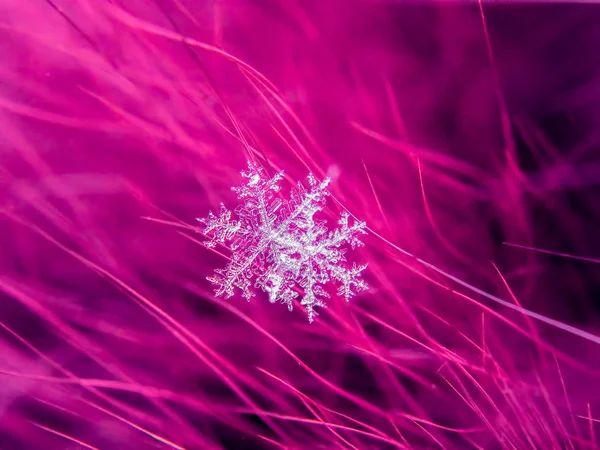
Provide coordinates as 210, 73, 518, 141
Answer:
197, 161, 368, 322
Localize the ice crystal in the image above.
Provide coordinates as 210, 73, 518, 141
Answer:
197, 162, 368, 322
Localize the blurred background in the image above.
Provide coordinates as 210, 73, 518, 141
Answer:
0, 1, 599, 448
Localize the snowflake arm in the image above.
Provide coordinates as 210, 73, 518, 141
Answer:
196, 204, 241, 248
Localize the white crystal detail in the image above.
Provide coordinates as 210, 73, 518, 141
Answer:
198, 162, 368, 322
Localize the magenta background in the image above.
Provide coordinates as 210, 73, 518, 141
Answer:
1, 1, 600, 448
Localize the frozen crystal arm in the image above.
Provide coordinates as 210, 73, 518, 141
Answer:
332, 262, 368, 301
331, 212, 367, 248
197, 204, 242, 248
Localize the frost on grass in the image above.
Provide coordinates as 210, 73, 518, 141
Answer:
198, 161, 368, 322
